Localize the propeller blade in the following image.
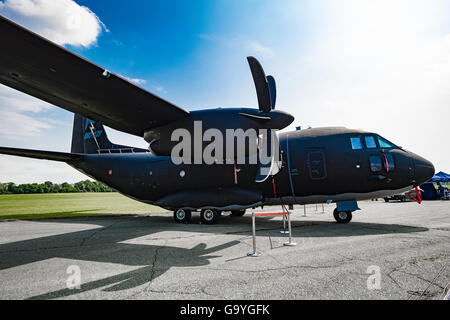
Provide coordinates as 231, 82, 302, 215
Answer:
267, 75, 276, 109
247, 56, 271, 113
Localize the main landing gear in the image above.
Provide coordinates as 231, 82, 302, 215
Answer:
200, 209, 220, 224
173, 209, 192, 224
333, 208, 353, 224
173, 209, 247, 224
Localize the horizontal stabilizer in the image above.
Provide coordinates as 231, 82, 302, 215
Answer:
0, 147, 83, 162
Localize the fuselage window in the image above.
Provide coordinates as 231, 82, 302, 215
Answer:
384, 154, 395, 171
378, 137, 394, 149
351, 137, 363, 150
370, 156, 382, 172
365, 136, 377, 149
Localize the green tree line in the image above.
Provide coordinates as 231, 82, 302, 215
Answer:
0, 180, 114, 194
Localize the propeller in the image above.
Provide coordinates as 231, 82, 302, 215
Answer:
267, 75, 277, 110
247, 56, 286, 182
244, 56, 293, 130
247, 57, 277, 112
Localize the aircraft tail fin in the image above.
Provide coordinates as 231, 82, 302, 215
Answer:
71, 114, 114, 154
71, 114, 146, 154
0, 147, 82, 162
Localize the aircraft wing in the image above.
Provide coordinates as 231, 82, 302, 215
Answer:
0, 15, 191, 137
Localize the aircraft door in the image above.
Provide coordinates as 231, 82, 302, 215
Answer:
307, 151, 327, 180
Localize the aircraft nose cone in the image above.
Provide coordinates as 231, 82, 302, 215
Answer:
412, 153, 435, 186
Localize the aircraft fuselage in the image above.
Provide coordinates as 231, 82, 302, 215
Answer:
73, 127, 434, 211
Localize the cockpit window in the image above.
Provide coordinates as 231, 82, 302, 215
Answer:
350, 137, 363, 150
365, 136, 377, 149
370, 156, 382, 172
378, 137, 395, 149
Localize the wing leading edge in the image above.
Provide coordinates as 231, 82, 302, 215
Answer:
0, 15, 190, 137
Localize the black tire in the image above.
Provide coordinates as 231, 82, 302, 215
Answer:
200, 209, 219, 225
384, 198, 390, 203
174, 209, 191, 224
333, 209, 352, 224
230, 209, 246, 217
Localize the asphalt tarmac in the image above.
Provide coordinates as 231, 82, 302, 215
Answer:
0, 200, 448, 300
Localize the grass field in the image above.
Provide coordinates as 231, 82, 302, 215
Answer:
0, 193, 168, 221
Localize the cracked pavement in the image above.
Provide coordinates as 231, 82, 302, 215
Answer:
0, 200, 448, 300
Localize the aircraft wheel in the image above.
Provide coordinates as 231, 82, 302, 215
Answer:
230, 209, 246, 217
333, 209, 352, 224
201, 209, 219, 225
174, 209, 191, 224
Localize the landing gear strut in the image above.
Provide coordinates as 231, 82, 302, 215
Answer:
174, 209, 191, 224
333, 209, 353, 224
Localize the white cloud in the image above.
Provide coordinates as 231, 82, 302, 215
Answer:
199, 34, 275, 59
0, 110, 52, 139
0, 85, 52, 113
0, 0, 107, 141
247, 41, 275, 59
121, 75, 168, 95
0, 0, 107, 47
277, 0, 450, 172
0, 155, 89, 183
0, 1, 157, 183
154, 86, 167, 94
0, 85, 54, 139
124, 77, 147, 85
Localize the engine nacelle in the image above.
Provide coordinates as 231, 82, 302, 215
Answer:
144, 107, 293, 159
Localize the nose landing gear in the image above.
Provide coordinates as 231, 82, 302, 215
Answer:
333, 209, 353, 224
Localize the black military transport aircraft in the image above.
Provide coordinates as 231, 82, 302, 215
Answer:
0, 15, 435, 225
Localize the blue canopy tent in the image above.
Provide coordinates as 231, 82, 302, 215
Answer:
421, 182, 438, 200
419, 171, 449, 200
431, 171, 450, 182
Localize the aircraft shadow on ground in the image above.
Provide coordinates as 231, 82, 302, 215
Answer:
0, 214, 428, 299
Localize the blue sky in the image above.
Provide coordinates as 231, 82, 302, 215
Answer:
67, 0, 317, 108
0, 0, 449, 183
